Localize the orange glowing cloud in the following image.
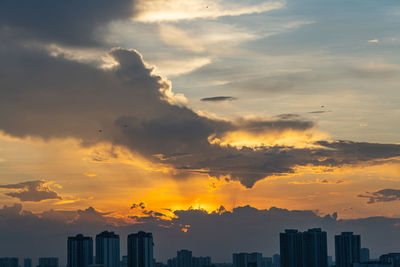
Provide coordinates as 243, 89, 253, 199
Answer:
208, 128, 329, 149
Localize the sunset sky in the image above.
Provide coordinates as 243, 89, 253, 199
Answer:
1, 0, 400, 263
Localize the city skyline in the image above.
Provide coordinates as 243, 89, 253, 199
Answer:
0, 229, 396, 267
2, 205, 400, 263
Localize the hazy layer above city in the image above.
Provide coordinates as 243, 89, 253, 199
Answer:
1, 204, 400, 264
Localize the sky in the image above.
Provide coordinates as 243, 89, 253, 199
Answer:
0, 0, 400, 264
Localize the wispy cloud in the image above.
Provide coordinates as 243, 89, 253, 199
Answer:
133, 0, 285, 22
152, 57, 211, 77
201, 96, 237, 102
308, 110, 332, 114
358, 189, 400, 204
159, 24, 205, 52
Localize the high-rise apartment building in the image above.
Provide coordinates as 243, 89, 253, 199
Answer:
67, 234, 94, 267
24, 258, 32, 267
96, 231, 120, 267
128, 231, 154, 267
233, 253, 262, 267
262, 257, 273, 267
302, 228, 328, 267
177, 250, 192, 267
280, 229, 328, 267
360, 248, 370, 263
280, 230, 303, 267
273, 254, 281, 267
335, 232, 361, 267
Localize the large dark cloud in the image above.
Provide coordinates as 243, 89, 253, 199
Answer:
0, 0, 134, 46
1, 43, 400, 187
2, 204, 400, 264
0, 180, 61, 202
0, 0, 400, 187
358, 189, 400, 204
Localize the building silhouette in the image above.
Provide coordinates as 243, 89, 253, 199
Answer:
192, 256, 211, 267
273, 254, 280, 267
353, 262, 390, 267
335, 232, 361, 267
24, 258, 32, 267
327, 256, 333, 267
38, 257, 59, 267
167, 258, 177, 267
96, 231, 120, 267
280, 229, 328, 267
120, 256, 128, 267
380, 253, 400, 267
302, 228, 328, 267
262, 257, 272, 267
67, 234, 94, 267
233, 253, 248, 267
360, 248, 370, 263
128, 231, 154, 267
233, 253, 262, 267
248, 253, 262, 267
0, 258, 18, 267
280, 230, 303, 267
177, 250, 192, 267
167, 251, 211, 267
352, 253, 400, 267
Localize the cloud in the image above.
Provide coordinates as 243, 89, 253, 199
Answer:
133, 0, 285, 22
368, 39, 379, 43
0, 0, 399, 188
159, 24, 205, 53
131, 202, 146, 209
275, 114, 301, 120
201, 96, 238, 102
152, 57, 211, 77
1, 43, 400, 188
289, 179, 346, 185
0, 0, 135, 46
358, 189, 400, 204
308, 110, 332, 114
0, 180, 62, 202
356, 62, 400, 76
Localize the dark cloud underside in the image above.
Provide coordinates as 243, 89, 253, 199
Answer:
358, 189, 400, 204
0, 180, 61, 202
0, 0, 134, 46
